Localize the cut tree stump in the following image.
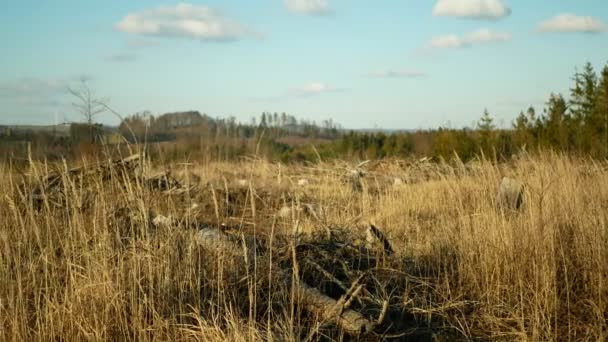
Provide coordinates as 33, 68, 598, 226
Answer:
497, 177, 524, 210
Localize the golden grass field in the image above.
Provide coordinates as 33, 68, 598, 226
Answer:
1, 152, 607, 341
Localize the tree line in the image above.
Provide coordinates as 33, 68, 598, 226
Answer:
2, 60, 607, 163
308, 61, 608, 162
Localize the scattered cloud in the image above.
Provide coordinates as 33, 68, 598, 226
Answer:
427, 29, 511, 49
285, 0, 331, 15
115, 3, 254, 41
369, 70, 426, 78
466, 29, 512, 43
291, 82, 341, 97
0, 78, 67, 99
428, 35, 467, 49
104, 53, 137, 63
538, 14, 606, 33
433, 0, 511, 20
0, 78, 69, 107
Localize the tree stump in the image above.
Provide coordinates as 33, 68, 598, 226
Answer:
497, 177, 524, 210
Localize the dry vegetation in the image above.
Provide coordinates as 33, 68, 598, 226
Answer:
1, 151, 607, 341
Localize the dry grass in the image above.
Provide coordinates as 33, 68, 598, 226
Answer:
1, 152, 607, 341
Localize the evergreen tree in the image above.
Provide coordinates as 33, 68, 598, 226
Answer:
513, 110, 532, 149
593, 63, 608, 156
526, 106, 538, 129
542, 94, 569, 149
260, 112, 268, 127
514, 111, 528, 130
478, 108, 495, 131
569, 63, 597, 150
477, 109, 496, 156
273, 112, 279, 127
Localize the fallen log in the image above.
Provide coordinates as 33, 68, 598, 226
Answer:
295, 279, 373, 335
195, 227, 374, 335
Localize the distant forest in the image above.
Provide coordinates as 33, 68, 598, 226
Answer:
1, 60, 607, 163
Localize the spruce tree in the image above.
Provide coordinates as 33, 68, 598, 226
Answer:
477, 109, 496, 156
478, 108, 495, 131
513, 111, 532, 149
594, 63, 608, 156
543, 94, 569, 149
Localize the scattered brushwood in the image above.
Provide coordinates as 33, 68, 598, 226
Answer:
200, 181, 309, 223
24, 154, 186, 210
276, 202, 327, 223
15, 155, 476, 339
366, 224, 394, 256
338, 160, 370, 193
357, 157, 457, 188
285, 226, 472, 340
182, 220, 470, 340
145, 170, 187, 194
136, 205, 472, 339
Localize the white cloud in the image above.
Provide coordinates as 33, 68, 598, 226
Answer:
115, 3, 252, 41
369, 70, 426, 78
433, 0, 511, 20
285, 0, 331, 15
428, 29, 511, 49
538, 14, 605, 33
291, 82, 340, 97
429, 34, 467, 49
466, 29, 512, 42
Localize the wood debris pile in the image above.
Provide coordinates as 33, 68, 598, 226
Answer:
186, 221, 468, 340
24, 154, 186, 209
21, 155, 474, 340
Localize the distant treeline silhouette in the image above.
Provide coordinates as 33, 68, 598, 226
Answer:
2, 60, 607, 162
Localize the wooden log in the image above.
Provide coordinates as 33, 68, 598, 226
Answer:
195, 227, 373, 335
296, 280, 373, 335
115, 153, 142, 166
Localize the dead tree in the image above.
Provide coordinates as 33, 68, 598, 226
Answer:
68, 77, 107, 143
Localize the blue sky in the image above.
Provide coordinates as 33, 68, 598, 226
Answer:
0, 0, 606, 129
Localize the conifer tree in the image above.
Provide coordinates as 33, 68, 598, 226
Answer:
543, 94, 569, 149
478, 108, 495, 131
593, 63, 608, 156
477, 109, 496, 156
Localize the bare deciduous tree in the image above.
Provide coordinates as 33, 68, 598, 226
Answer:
68, 77, 107, 143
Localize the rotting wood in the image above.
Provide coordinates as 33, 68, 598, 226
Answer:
29, 153, 185, 209
37, 153, 142, 189
195, 226, 374, 335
